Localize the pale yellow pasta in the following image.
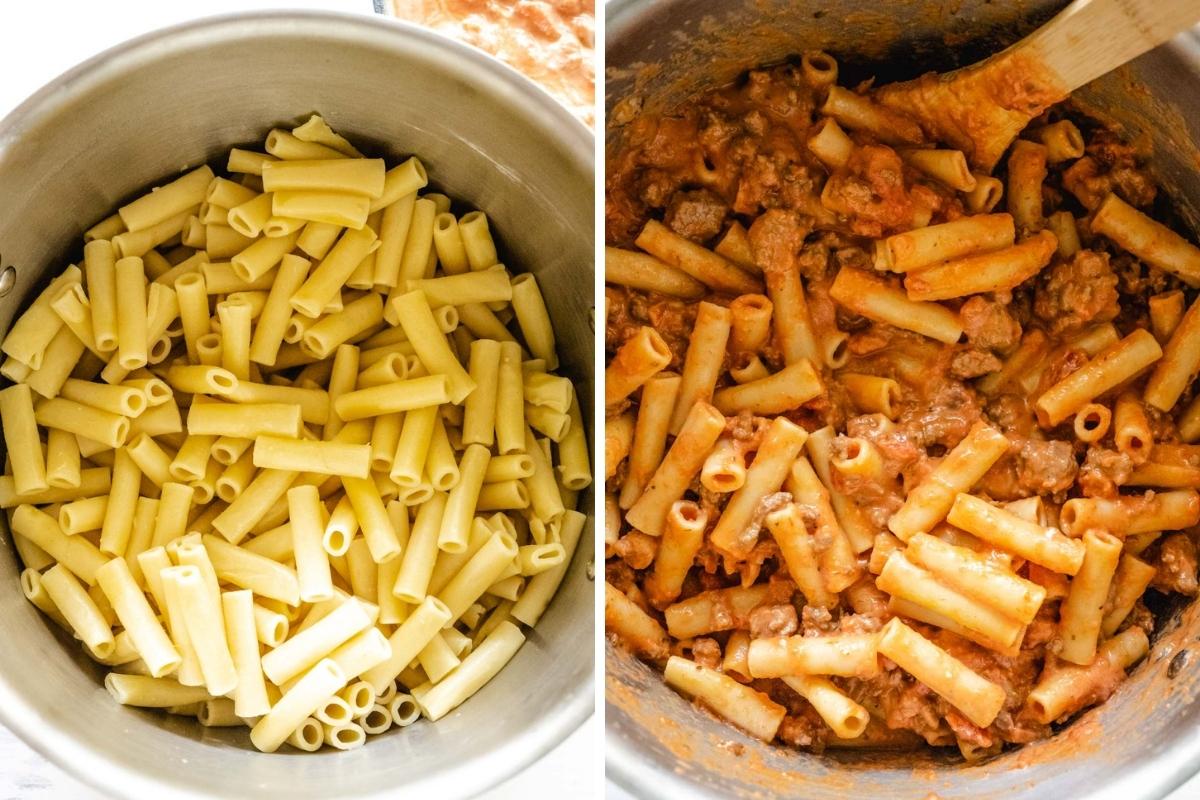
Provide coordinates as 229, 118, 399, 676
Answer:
1, 468, 111, 509
253, 436, 370, 478
220, 589, 271, 717
212, 468, 299, 545
333, 376, 449, 421
494, 341, 526, 455
225, 382, 329, 426
0, 384, 47, 494
85, 214, 126, 242
59, 378, 147, 417
41, 563, 115, 658
416, 633, 461, 682
169, 436, 214, 483
439, 444, 491, 553
288, 485, 334, 603
416, 621, 525, 722
463, 339, 501, 447
302, 294, 384, 360
390, 404, 437, 489
389, 290, 476, 402
166, 365, 239, 397
3, 121, 585, 756
125, 433, 172, 487
251, 659, 346, 753
114, 256, 149, 370
227, 192, 273, 238
391, 197, 436, 287
96, 558, 180, 677
201, 532, 300, 605
59, 495, 108, 535
49, 284, 100, 355
26, 325, 86, 398
437, 530, 518, 622
262, 598, 373, 686
119, 166, 213, 233
123, 498, 160, 582
272, 191, 370, 230
291, 116, 363, 158
372, 192, 416, 288
392, 492, 448, 603
186, 402, 302, 439
104, 673, 211, 709
262, 158, 385, 197
458, 211, 499, 271
3, 266, 80, 368
290, 226, 379, 318
508, 274, 558, 371
98, 449, 141, 556
343, 475, 402, 564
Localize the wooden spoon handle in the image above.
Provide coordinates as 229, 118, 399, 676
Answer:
1016, 0, 1200, 94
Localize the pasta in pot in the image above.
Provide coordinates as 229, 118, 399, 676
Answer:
0, 115, 590, 753
605, 52, 1200, 757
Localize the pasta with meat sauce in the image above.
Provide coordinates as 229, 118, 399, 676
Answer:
604, 54, 1200, 759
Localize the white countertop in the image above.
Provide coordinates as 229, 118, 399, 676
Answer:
0, 1, 595, 797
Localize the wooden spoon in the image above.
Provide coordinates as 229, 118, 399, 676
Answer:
876, 0, 1200, 172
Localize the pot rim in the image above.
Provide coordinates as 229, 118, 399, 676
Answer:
601, 1, 1200, 796
0, 10, 592, 800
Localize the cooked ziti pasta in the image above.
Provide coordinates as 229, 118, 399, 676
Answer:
605, 55, 1200, 758
0, 115, 590, 753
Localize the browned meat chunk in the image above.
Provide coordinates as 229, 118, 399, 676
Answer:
690, 637, 723, 670
960, 296, 1022, 352
748, 604, 799, 639
1077, 448, 1132, 499
613, 531, 658, 570
1153, 533, 1199, 596
1033, 250, 1119, 335
897, 377, 983, 450
663, 189, 728, 243
748, 208, 808, 274
951, 348, 1003, 380
821, 145, 916, 238
1014, 438, 1078, 495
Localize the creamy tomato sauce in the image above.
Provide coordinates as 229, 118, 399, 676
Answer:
392, 0, 594, 126
606, 60, 1200, 759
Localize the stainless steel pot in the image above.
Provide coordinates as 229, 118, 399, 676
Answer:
605, 2, 1200, 798
0, 11, 594, 799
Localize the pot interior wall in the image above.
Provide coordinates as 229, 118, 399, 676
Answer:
605, 1, 1200, 798
0, 14, 592, 800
